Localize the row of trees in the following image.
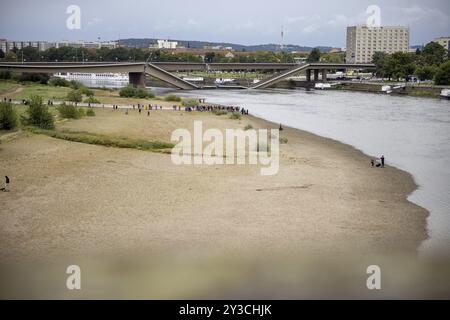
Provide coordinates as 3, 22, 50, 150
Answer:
0, 45, 344, 64
372, 42, 449, 84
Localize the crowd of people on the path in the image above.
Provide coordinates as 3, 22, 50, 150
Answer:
185, 104, 249, 114
108, 99, 249, 116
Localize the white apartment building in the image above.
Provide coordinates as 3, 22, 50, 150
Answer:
433, 37, 450, 50
151, 40, 178, 49
346, 25, 410, 63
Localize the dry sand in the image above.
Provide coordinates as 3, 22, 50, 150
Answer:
0, 107, 437, 298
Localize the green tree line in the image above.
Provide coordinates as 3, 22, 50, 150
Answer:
372, 41, 449, 85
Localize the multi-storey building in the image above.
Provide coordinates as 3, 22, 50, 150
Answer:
433, 37, 450, 50
346, 25, 410, 63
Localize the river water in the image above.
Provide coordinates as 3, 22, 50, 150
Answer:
175, 88, 450, 254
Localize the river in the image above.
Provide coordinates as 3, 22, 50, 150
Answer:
175, 88, 450, 255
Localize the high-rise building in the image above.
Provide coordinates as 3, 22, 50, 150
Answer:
346, 25, 410, 63
433, 37, 450, 50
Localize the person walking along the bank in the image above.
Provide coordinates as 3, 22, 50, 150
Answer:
380, 155, 385, 168
4, 176, 10, 192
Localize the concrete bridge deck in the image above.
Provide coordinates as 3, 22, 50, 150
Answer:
0, 62, 375, 90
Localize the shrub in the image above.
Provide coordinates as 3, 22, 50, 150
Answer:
119, 85, 136, 98
0, 102, 18, 130
21, 95, 54, 129
48, 77, 70, 87
118, 85, 154, 99
66, 89, 83, 103
0, 71, 12, 80
17, 73, 49, 84
164, 94, 182, 102
86, 108, 96, 117
135, 87, 154, 99
11, 73, 21, 82
279, 137, 288, 144
212, 109, 228, 116
79, 87, 94, 97
84, 96, 100, 104
229, 112, 242, 120
244, 124, 253, 130
57, 103, 86, 119
181, 98, 198, 108
69, 80, 83, 90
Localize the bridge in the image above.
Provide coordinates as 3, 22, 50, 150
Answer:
0, 62, 375, 90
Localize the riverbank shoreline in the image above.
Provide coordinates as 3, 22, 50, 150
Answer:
272, 80, 449, 99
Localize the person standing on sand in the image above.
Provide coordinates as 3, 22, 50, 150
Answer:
4, 176, 10, 192
381, 155, 385, 168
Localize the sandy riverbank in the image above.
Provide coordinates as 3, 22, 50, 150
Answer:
0, 107, 435, 298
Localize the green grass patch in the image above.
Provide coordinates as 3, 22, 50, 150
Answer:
14, 83, 71, 100
0, 81, 19, 94
212, 109, 228, 116
25, 127, 174, 152
164, 94, 182, 102
229, 112, 242, 120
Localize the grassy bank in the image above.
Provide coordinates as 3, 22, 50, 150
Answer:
25, 127, 174, 153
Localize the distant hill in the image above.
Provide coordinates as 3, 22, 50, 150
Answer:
118, 38, 333, 53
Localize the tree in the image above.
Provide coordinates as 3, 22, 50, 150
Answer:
421, 42, 448, 66
372, 52, 389, 78
0, 49, 5, 59
4, 51, 17, 62
415, 65, 438, 81
204, 52, 216, 63
21, 95, 54, 129
19, 46, 40, 61
0, 102, 18, 130
66, 89, 83, 103
307, 48, 321, 62
434, 61, 450, 85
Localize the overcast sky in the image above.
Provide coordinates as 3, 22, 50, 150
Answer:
1, 0, 449, 47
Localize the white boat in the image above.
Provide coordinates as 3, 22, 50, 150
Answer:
54, 72, 129, 82
440, 89, 450, 99
215, 78, 235, 85
381, 85, 392, 94
182, 76, 204, 82
315, 83, 332, 90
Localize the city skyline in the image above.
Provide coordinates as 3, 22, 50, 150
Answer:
0, 0, 449, 47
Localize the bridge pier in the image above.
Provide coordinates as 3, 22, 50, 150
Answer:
306, 69, 311, 82
321, 69, 327, 81
129, 72, 146, 88
313, 69, 319, 81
